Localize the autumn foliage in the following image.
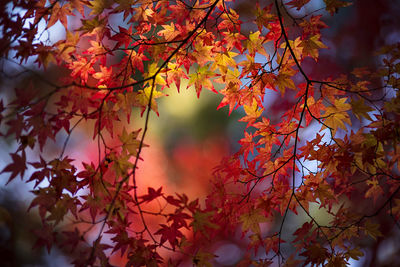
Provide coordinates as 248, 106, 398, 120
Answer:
1, 0, 400, 266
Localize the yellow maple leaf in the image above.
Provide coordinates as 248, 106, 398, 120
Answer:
300, 35, 327, 60
158, 22, 180, 41
118, 128, 141, 156
211, 50, 238, 74
275, 73, 296, 94
132, 5, 154, 21
281, 37, 303, 61
247, 31, 269, 57
350, 98, 373, 120
89, 0, 113, 15
364, 220, 383, 240
188, 64, 217, 97
192, 40, 214, 65
136, 86, 165, 115
145, 63, 166, 86
322, 97, 351, 136
391, 199, 400, 219
87, 40, 106, 55
324, 0, 352, 15
346, 247, 364, 261
240, 208, 268, 234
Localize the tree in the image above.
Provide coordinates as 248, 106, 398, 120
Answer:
1, 0, 399, 266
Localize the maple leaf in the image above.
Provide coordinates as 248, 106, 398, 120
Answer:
215, 67, 241, 87
345, 247, 364, 261
111, 25, 133, 48
222, 31, 246, 52
286, 0, 312, 11
239, 208, 268, 235
158, 22, 180, 41
56, 30, 80, 62
284, 255, 303, 267
323, 0, 352, 15
47, 2, 73, 29
132, 5, 154, 22
34, 43, 56, 68
10, 86, 37, 107
304, 96, 325, 125
110, 151, 134, 177
300, 243, 329, 265
78, 16, 107, 35
89, 239, 113, 266
218, 9, 240, 31
190, 211, 219, 236
126, 50, 149, 74
217, 81, 241, 115
145, 62, 166, 87
293, 221, 313, 244
238, 131, 256, 159
239, 54, 262, 78
61, 228, 82, 253
352, 67, 371, 78
300, 35, 327, 60
192, 39, 214, 65
86, 40, 107, 56
365, 179, 384, 203
93, 65, 112, 86
2, 0, 400, 265
188, 64, 218, 97
315, 183, 335, 207
211, 50, 238, 74
2, 151, 27, 184
326, 255, 348, 267
118, 127, 141, 156
300, 15, 328, 38
140, 187, 163, 203
89, 0, 113, 15
281, 37, 303, 61
93, 101, 119, 138
275, 72, 296, 94
69, 0, 85, 15
239, 98, 264, 127
322, 97, 352, 136
32, 223, 56, 253
47, 197, 69, 225
29, 187, 58, 220
264, 235, 284, 254
247, 31, 268, 57
164, 196, 181, 207
193, 251, 216, 267
80, 195, 104, 222
167, 211, 191, 229
165, 62, 188, 92
155, 224, 183, 250
391, 199, 400, 219
136, 86, 165, 115
68, 55, 95, 83
364, 220, 383, 240
27, 157, 49, 187
350, 98, 373, 120
115, 91, 139, 123
254, 3, 275, 32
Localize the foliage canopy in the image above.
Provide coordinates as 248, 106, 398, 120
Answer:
1, 0, 400, 266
